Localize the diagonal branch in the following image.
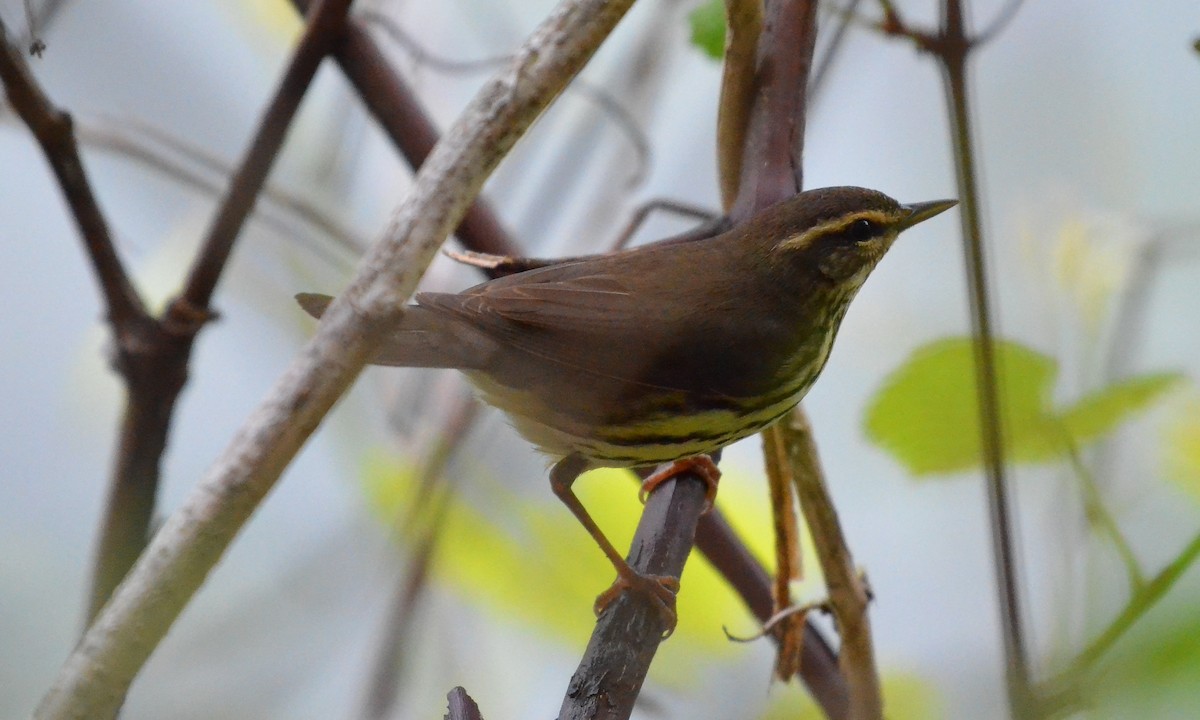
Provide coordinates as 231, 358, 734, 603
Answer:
560, 476, 709, 720
0, 16, 144, 328
779, 408, 881, 719
291, 0, 522, 260
84, 0, 356, 626
33, 1, 638, 717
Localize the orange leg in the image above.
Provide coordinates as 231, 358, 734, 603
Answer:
550, 454, 679, 635
639, 455, 721, 512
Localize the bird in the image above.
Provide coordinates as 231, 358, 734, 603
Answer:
297, 186, 955, 631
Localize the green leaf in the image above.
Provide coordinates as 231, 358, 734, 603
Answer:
864, 337, 1181, 476
1086, 595, 1200, 719
1060, 373, 1182, 442
688, 0, 725, 60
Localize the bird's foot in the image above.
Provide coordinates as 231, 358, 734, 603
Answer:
639, 455, 721, 512
593, 570, 681, 637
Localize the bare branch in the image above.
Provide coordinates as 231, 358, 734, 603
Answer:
779, 408, 882, 719
0, 16, 144, 327
559, 476, 709, 720
446, 687, 485, 720
179, 0, 353, 310
728, 0, 819, 220
294, 1, 523, 261
715, 0, 762, 209
85, 0, 357, 628
872, 0, 1035, 713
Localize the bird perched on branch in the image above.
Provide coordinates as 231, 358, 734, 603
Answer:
298, 185, 955, 632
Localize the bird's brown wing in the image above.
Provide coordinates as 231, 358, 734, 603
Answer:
420, 242, 791, 401
431, 271, 640, 329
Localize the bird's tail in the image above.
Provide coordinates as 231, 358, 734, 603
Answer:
294, 292, 492, 370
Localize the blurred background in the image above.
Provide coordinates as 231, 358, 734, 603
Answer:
2, 1, 1199, 718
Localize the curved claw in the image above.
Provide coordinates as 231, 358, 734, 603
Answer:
594, 572, 680, 638
639, 455, 722, 513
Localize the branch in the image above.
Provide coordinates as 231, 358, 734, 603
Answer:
33, 1, 636, 717
728, 0, 819, 220
291, 0, 522, 260
874, 0, 1034, 713
446, 687, 485, 720
694, 510, 850, 718
85, 0, 356, 626
0, 16, 144, 327
560, 476, 709, 720
778, 408, 882, 719
179, 0, 352, 309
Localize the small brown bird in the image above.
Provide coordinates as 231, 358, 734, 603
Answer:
298, 186, 954, 629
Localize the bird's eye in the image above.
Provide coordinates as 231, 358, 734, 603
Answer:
845, 218, 878, 242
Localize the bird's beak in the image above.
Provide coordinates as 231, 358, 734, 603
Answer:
897, 199, 958, 230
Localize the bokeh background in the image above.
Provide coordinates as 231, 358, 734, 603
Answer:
2, 1, 1199, 718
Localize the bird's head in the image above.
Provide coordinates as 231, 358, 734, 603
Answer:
765, 186, 956, 291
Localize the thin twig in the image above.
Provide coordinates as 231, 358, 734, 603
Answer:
179, 0, 351, 309
780, 408, 882, 720
290, 0, 522, 260
0, 16, 144, 327
762, 424, 807, 680
974, 0, 1027, 46
1061, 436, 1145, 592
810, 0, 864, 100
934, 1, 1032, 713
359, 8, 652, 183
34, 1, 638, 717
74, 115, 365, 257
607, 198, 717, 251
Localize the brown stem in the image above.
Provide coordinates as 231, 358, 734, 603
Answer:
297, 2, 523, 260
729, 0, 819, 220
0, 17, 144, 328
84, 0, 357, 626
559, 475, 709, 720
762, 424, 807, 680
781, 408, 882, 719
446, 687, 485, 720
0, 15, 183, 629
874, 1, 1033, 713
934, 2, 1032, 714
180, 0, 352, 308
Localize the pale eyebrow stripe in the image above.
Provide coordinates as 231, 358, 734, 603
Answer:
776, 209, 895, 250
